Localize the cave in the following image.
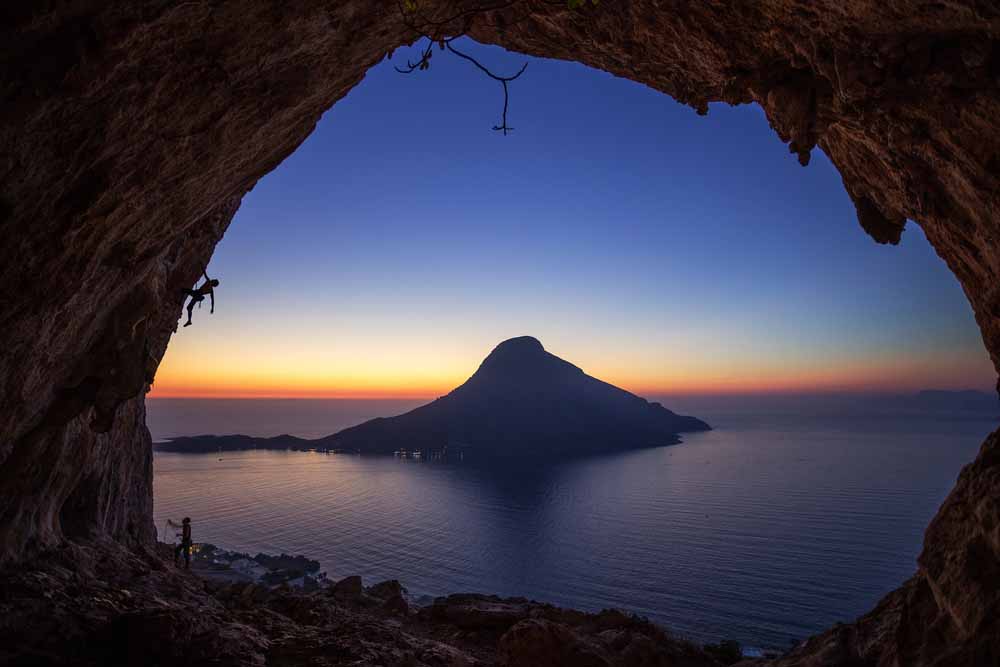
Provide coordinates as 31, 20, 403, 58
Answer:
2, 1, 999, 665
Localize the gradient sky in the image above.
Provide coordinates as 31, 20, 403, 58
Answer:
151, 39, 995, 399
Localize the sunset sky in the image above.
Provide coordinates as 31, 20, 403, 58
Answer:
151, 39, 994, 399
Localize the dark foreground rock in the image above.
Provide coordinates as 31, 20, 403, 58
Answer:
0, 541, 266, 667
0, 542, 722, 667
422, 595, 715, 667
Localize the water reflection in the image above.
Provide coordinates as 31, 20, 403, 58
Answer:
154, 413, 992, 650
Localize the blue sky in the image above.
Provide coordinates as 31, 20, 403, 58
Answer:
154, 39, 994, 397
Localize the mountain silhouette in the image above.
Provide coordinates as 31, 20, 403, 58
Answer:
316, 336, 710, 459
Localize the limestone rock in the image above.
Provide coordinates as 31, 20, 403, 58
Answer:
423, 594, 534, 631
382, 592, 410, 616
367, 578, 406, 601
331, 575, 364, 602
498, 619, 611, 667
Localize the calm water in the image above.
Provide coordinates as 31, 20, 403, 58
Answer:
151, 398, 995, 650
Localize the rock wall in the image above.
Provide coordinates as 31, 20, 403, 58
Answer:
1, 1, 999, 665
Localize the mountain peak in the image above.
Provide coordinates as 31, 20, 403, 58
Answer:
476, 336, 567, 379
487, 335, 545, 357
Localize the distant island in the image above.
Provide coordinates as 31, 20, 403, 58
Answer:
156, 336, 711, 460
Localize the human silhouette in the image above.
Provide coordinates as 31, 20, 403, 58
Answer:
168, 517, 193, 569
181, 272, 218, 327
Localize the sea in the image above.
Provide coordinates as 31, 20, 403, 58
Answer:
148, 395, 996, 652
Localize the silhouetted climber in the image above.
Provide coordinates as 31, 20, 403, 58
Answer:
181, 271, 218, 327
168, 517, 193, 569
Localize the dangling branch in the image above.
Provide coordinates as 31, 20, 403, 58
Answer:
394, 2, 529, 135
443, 40, 527, 135
393, 40, 435, 73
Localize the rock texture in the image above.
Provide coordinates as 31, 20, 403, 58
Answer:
0, 544, 720, 667
2, 1, 1000, 666
418, 593, 716, 667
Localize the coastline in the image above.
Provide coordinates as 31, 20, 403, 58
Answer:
172, 540, 778, 664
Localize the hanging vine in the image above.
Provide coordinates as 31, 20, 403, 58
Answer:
393, 0, 599, 134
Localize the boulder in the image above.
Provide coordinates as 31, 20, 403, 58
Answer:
382, 593, 410, 616
367, 579, 406, 601
108, 608, 267, 666
331, 575, 363, 602
498, 619, 611, 667
424, 594, 532, 631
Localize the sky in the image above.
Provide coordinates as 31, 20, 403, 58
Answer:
151, 39, 995, 399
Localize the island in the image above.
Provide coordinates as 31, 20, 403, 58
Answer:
155, 336, 711, 460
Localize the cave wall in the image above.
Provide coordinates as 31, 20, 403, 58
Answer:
1, 1, 999, 664
1, 0, 403, 558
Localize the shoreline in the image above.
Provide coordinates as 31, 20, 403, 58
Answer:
173, 540, 785, 661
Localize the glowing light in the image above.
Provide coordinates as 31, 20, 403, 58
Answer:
149, 331, 994, 399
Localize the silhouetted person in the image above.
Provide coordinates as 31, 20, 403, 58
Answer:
181, 272, 219, 327
168, 517, 193, 569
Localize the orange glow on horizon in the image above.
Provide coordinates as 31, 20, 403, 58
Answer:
148, 375, 457, 400
149, 325, 995, 401
148, 358, 991, 400
148, 385, 448, 400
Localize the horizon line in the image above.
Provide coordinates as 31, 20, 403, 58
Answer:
147, 386, 995, 400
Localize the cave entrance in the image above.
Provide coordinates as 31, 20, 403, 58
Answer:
147, 39, 996, 650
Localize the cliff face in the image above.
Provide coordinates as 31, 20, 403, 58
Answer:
2, 1, 1000, 665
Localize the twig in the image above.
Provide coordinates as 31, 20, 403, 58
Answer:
394, 1, 529, 134
445, 41, 527, 134
393, 40, 436, 73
